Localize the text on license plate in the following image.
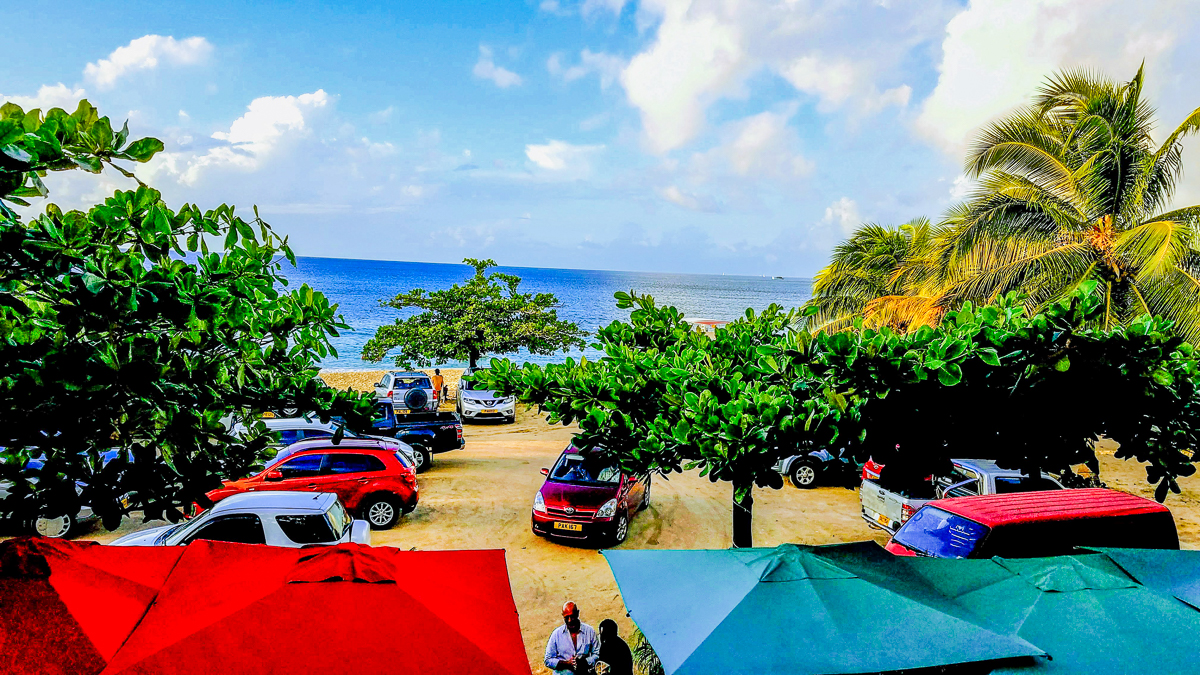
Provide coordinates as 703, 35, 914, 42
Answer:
482, 408, 498, 414
553, 522, 583, 532
395, 409, 410, 414
875, 513, 891, 527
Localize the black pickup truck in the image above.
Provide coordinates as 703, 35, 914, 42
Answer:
369, 403, 464, 473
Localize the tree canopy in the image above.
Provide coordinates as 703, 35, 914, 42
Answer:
362, 257, 588, 369
0, 99, 373, 530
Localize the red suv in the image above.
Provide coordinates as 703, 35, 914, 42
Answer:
207, 439, 418, 530
531, 445, 650, 546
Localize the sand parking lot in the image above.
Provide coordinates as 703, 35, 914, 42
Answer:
77, 402, 1200, 673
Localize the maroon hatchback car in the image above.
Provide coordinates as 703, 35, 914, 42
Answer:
532, 445, 650, 546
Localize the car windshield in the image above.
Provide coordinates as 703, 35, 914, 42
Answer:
327, 500, 351, 538
892, 506, 990, 559
392, 376, 430, 389
462, 372, 491, 393
994, 476, 1062, 493
549, 451, 621, 485
163, 514, 210, 546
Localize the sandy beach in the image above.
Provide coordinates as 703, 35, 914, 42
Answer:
68, 370, 1200, 672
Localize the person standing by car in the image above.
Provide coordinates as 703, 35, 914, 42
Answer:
597, 619, 633, 675
545, 601, 600, 674
431, 368, 445, 402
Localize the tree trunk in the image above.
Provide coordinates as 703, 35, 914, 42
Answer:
732, 481, 754, 548
468, 348, 478, 369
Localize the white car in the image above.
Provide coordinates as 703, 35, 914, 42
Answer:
456, 370, 516, 423
110, 491, 371, 548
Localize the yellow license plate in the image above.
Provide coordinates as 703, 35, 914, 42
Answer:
396, 409, 410, 414
262, 411, 276, 418
119, 496, 132, 509
482, 408, 498, 414
875, 513, 891, 527
553, 522, 583, 532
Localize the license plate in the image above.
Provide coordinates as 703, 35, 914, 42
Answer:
875, 513, 891, 527
553, 522, 583, 532
396, 409, 410, 415
119, 496, 132, 509
262, 411, 276, 418
482, 408, 498, 414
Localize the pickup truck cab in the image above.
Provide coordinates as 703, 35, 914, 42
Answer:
374, 371, 439, 413
366, 403, 464, 473
861, 458, 1065, 534
885, 488, 1178, 558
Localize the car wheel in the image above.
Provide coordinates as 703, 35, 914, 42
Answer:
361, 495, 401, 530
505, 414, 516, 424
639, 480, 651, 510
610, 512, 629, 546
32, 513, 75, 538
411, 444, 432, 473
790, 460, 819, 489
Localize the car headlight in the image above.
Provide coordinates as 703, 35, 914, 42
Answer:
533, 491, 547, 513
596, 498, 618, 519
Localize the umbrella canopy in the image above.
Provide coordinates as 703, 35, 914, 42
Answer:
0, 537, 184, 675
101, 541, 532, 675
606, 543, 1200, 675
602, 543, 1045, 675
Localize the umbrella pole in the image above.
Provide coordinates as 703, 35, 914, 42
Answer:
733, 482, 753, 548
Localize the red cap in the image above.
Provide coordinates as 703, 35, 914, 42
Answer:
562, 601, 578, 617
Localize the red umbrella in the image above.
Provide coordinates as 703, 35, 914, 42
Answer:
102, 541, 532, 674
0, 537, 184, 675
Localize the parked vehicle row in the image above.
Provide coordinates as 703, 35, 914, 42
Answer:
0, 450, 129, 538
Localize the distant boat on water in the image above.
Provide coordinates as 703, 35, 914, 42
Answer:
773, 276, 784, 279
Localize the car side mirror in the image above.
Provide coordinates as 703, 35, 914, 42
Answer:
540, 467, 550, 476
265, 470, 284, 482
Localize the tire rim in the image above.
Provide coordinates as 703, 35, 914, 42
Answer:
615, 516, 628, 542
413, 450, 426, 469
35, 515, 71, 538
796, 466, 816, 485
368, 501, 394, 526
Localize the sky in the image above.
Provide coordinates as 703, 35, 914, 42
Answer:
5, 0, 1200, 276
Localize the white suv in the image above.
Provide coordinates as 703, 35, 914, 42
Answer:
373, 371, 438, 413
456, 369, 516, 423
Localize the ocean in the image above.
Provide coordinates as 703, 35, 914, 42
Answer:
282, 257, 815, 370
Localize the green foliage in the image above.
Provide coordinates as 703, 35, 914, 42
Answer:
361, 257, 588, 368
0, 100, 374, 529
631, 629, 665, 675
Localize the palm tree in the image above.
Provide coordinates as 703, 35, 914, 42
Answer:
938, 65, 1200, 340
805, 217, 944, 332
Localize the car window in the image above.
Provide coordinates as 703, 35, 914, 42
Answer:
994, 476, 1062, 494
277, 454, 324, 479
373, 405, 391, 422
941, 466, 980, 498
892, 506, 990, 559
393, 451, 414, 469
277, 429, 302, 445
550, 452, 621, 485
327, 500, 351, 538
302, 429, 333, 439
276, 514, 337, 544
392, 377, 431, 390
326, 453, 386, 474
182, 514, 266, 545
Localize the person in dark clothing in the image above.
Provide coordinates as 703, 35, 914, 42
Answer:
597, 619, 633, 675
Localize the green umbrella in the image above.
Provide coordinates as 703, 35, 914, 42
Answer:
602, 543, 1045, 675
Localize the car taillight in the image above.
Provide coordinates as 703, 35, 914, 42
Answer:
901, 503, 916, 523
402, 473, 416, 487
387, 390, 393, 398
456, 427, 463, 440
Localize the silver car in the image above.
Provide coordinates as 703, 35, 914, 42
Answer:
233, 416, 417, 468
110, 491, 370, 547
456, 371, 516, 423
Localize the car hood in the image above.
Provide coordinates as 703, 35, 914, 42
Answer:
463, 389, 506, 400
540, 481, 619, 509
110, 524, 176, 546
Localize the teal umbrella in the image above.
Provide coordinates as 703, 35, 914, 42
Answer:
602, 543, 1045, 675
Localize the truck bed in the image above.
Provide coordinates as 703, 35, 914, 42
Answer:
860, 479, 931, 535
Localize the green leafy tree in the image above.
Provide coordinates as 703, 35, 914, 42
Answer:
0, 99, 374, 531
481, 293, 849, 548
939, 66, 1200, 340
813, 283, 1200, 502
362, 257, 588, 369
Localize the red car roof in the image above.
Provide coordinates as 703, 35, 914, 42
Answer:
284, 438, 395, 454
931, 488, 1170, 527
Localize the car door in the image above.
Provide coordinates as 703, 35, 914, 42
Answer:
179, 514, 267, 545
323, 453, 389, 506
265, 453, 327, 493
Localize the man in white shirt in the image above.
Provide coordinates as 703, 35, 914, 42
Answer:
544, 600, 601, 674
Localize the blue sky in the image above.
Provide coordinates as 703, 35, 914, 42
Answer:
6, 0, 1200, 276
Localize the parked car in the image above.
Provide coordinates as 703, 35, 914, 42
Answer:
885, 488, 1178, 559
374, 371, 439, 414
456, 369, 516, 423
111, 491, 370, 547
365, 403, 464, 473
531, 445, 650, 546
861, 458, 1066, 534
206, 439, 419, 530
0, 449, 127, 538
774, 448, 861, 489
243, 415, 420, 472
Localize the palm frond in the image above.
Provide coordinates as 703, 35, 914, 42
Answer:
1116, 215, 1199, 282
1131, 253, 1200, 343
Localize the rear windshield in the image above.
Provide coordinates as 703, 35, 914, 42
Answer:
276, 513, 336, 544
893, 506, 990, 559
994, 476, 1062, 494
550, 451, 621, 485
392, 377, 430, 389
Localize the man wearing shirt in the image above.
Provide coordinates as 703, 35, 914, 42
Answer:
544, 601, 600, 674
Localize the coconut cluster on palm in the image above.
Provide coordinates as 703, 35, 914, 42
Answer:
807, 67, 1200, 340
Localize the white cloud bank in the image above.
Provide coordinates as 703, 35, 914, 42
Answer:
525, 139, 605, 172
0, 83, 87, 110
547, 49, 624, 89
473, 46, 523, 88
84, 35, 213, 90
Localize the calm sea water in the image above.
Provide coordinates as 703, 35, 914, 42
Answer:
282, 257, 814, 370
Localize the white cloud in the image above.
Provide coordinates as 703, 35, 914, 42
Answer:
823, 197, 860, 235
549, 49, 625, 88
525, 139, 605, 171
916, 0, 1191, 156
0, 83, 87, 111
473, 45, 523, 88
582, 0, 629, 17
660, 185, 702, 210
692, 106, 813, 180
84, 35, 213, 90
369, 106, 395, 123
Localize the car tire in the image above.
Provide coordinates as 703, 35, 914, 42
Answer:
610, 512, 629, 546
790, 460, 819, 489
639, 479, 651, 510
30, 513, 75, 538
505, 414, 516, 424
361, 495, 401, 530
410, 444, 432, 473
